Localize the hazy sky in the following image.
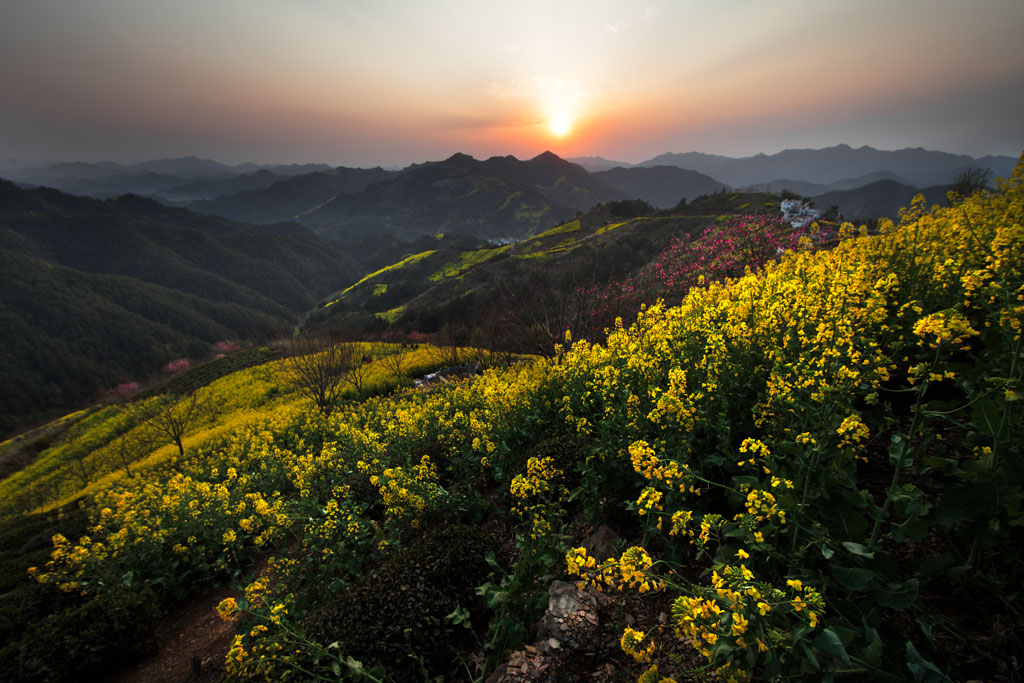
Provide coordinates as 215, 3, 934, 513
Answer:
2, 0, 1022, 166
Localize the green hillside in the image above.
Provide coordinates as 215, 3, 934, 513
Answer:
0, 180, 361, 436
310, 192, 781, 347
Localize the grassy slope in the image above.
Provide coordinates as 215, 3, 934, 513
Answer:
0, 345, 448, 520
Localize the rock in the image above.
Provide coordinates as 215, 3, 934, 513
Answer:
537, 581, 599, 653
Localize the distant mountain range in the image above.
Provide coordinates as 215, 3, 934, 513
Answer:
189, 166, 395, 225
572, 144, 1016, 189
4, 146, 1017, 237
0, 179, 360, 435
0, 157, 334, 201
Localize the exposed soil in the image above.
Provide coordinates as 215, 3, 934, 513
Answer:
109, 586, 239, 683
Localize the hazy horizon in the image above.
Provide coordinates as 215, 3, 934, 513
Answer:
3, 142, 1021, 174
2, 0, 1022, 168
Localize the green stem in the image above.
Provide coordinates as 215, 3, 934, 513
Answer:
868, 368, 931, 548
789, 446, 822, 556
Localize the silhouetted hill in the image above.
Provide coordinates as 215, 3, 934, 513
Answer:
740, 179, 832, 196
0, 179, 361, 435
641, 145, 1017, 187
484, 151, 625, 210
125, 156, 236, 177
593, 166, 727, 208
0, 159, 337, 200
158, 169, 291, 201
11, 172, 198, 199
300, 152, 624, 241
189, 167, 395, 224
812, 179, 951, 221
567, 156, 635, 172
825, 170, 913, 191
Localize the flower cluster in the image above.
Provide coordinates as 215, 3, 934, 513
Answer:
565, 546, 665, 594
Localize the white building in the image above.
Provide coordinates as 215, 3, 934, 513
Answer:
781, 199, 820, 227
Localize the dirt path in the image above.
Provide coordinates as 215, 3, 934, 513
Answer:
110, 586, 239, 683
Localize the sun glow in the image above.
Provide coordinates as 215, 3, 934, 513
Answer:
548, 111, 573, 137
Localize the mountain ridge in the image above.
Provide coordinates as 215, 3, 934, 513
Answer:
637, 144, 1016, 187
297, 151, 626, 241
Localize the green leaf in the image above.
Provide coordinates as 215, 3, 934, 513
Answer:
905, 641, 952, 682
488, 589, 508, 607
814, 628, 852, 665
705, 453, 726, 466
821, 546, 835, 560
842, 541, 874, 558
921, 456, 956, 470
902, 519, 930, 542
916, 616, 935, 645
484, 551, 502, 572
889, 434, 909, 467
331, 660, 341, 677
862, 619, 883, 665
831, 565, 877, 591
799, 641, 821, 671
446, 604, 471, 626
875, 578, 919, 610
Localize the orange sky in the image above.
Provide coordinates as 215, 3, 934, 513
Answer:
1, 0, 1022, 165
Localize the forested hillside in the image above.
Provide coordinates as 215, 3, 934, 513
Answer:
310, 192, 782, 352
0, 180, 361, 436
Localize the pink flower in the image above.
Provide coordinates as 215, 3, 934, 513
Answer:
162, 358, 191, 374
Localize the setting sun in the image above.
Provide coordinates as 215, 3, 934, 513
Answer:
548, 111, 572, 137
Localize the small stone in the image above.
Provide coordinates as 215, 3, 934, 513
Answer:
548, 637, 561, 650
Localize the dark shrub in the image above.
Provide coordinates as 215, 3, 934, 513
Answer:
6, 587, 160, 682
303, 522, 494, 681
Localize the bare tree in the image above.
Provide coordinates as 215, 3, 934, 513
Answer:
497, 255, 597, 357
282, 336, 359, 417
948, 167, 993, 205
68, 448, 98, 487
434, 322, 468, 367
376, 342, 410, 386
470, 306, 514, 368
111, 427, 150, 477
126, 389, 212, 459
344, 344, 376, 399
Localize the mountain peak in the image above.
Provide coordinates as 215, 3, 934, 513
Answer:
531, 150, 564, 163
445, 152, 476, 163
